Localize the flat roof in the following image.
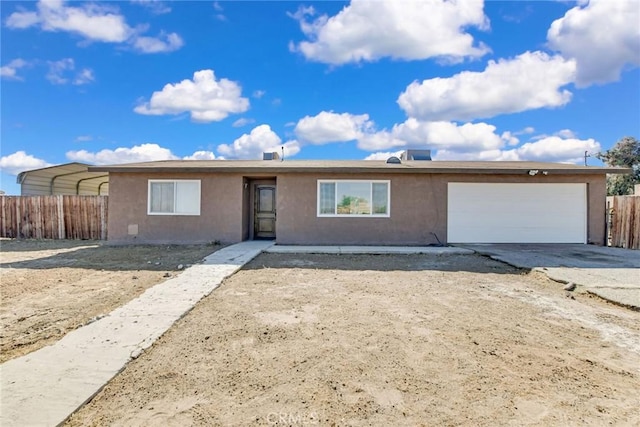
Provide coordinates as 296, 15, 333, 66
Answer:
89, 159, 630, 175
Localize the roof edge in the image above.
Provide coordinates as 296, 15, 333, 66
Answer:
88, 161, 632, 175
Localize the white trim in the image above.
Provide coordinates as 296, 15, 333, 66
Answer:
317, 179, 390, 218
147, 179, 201, 216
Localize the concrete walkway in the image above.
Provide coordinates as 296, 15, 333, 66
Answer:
0, 241, 273, 427
463, 244, 640, 310
266, 245, 473, 255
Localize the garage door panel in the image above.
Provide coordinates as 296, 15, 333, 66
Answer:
447, 183, 586, 243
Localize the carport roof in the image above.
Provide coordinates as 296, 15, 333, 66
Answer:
17, 162, 109, 195
89, 159, 631, 175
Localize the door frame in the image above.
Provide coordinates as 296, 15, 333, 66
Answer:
246, 178, 277, 240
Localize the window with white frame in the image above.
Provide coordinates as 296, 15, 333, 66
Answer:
148, 180, 201, 215
317, 180, 390, 217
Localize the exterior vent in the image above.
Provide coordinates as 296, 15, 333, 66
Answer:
262, 152, 280, 161
386, 156, 401, 164
401, 149, 431, 161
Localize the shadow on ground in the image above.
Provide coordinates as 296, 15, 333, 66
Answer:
0, 242, 221, 272
243, 252, 526, 274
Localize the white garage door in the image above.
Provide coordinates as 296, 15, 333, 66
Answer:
447, 183, 587, 243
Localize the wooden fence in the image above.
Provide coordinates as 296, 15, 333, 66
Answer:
0, 195, 108, 240
608, 196, 640, 249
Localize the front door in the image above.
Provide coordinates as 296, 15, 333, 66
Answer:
254, 185, 276, 239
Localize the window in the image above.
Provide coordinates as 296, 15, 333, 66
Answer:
317, 180, 390, 217
148, 180, 201, 215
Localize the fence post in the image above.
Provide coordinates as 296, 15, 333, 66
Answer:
57, 195, 64, 239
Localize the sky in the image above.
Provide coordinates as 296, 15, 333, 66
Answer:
1, 0, 639, 194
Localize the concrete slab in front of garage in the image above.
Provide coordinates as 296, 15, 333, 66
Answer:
462, 244, 640, 310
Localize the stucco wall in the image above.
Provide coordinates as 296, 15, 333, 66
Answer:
107, 171, 607, 245
277, 173, 446, 245
276, 173, 607, 245
107, 172, 245, 244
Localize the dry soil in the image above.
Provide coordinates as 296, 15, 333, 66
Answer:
0, 239, 220, 362
63, 252, 640, 426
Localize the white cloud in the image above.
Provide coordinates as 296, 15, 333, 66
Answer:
183, 151, 220, 160
217, 124, 301, 159
363, 150, 404, 161
7, 0, 133, 42
46, 58, 94, 85
134, 69, 249, 122
5, 9, 40, 28
46, 58, 74, 84
0, 151, 52, 175
433, 149, 518, 161
66, 143, 229, 163
232, 117, 255, 128
434, 135, 600, 164
547, 0, 640, 87
279, 142, 300, 159
73, 68, 94, 85
132, 32, 183, 53
357, 116, 597, 165
556, 129, 576, 139
295, 111, 373, 144
66, 143, 178, 164
5, 0, 183, 54
500, 131, 519, 146
131, 0, 171, 15
290, 0, 489, 65
212, 1, 226, 20
1, 58, 29, 80
357, 119, 505, 152
398, 51, 576, 121
252, 90, 266, 99
511, 136, 600, 163
75, 135, 93, 142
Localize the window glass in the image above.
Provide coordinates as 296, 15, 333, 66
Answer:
337, 182, 371, 215
319, 182, 336, 214
318, 180, 389, 217
149, 180, 200, 215
175, 181, 200, 214
372, 183, 388, 214
150, 182, 174, 213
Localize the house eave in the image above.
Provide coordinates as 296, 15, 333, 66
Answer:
89, 160, 631, 176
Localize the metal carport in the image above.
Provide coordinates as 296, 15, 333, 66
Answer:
16, 162, 109, 195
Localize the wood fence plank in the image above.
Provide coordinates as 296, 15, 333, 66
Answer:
0, 195, 108, 240
610, 196, 640, 250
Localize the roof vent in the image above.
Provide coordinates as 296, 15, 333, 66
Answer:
401, 149, 431, 161
262, 152, 280, 161
386, 156, 401, 164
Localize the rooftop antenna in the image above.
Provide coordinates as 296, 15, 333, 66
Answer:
584, 150, 590, 166
281, 146, 285, 161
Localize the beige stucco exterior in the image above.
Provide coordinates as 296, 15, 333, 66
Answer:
106, 170, 607, 245
108, 172, 246, 244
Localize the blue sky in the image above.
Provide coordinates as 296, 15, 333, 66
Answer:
1, 0, 639, 194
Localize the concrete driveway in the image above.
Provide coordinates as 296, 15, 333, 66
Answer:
461, 244, 640, 310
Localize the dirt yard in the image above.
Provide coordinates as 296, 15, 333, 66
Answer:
61, 252, 640, 426
0, 239, 220, 362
